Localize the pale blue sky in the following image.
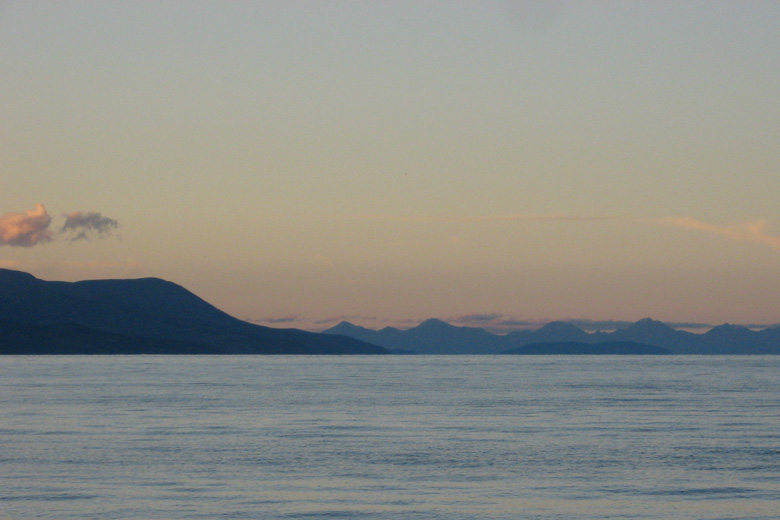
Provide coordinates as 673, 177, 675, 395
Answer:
3, 1, 780, 331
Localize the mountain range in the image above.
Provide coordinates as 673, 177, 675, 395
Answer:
323, 318, 780, 355
4, 268, 780, 355
0, 269, 387, 355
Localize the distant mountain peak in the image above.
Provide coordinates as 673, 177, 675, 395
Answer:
607, 318, 683, 347
534, 321, 588, 341
637, 317, 664, 324
537, 321, 584, 333
378, 326, 401, 333
704, 323, 755, 338
416, 318, 453, 329
708, 323, 743, 330
626, 318, 673, 332
325, 321, 372, 334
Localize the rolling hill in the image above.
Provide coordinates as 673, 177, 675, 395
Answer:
0, 269, 387, 355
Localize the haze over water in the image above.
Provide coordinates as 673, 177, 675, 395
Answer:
3, 355, 779, 519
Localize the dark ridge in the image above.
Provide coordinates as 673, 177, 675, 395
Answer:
0, 269, 387, 355
325, 317, 780, 355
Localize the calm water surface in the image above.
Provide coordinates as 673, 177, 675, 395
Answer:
2, 356, 779, 519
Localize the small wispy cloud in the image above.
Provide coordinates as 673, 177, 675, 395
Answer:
660, 216, 780, 251
0, 204, 52, 247
666, 322, 716, 330
254, 315, 300, 324
451, 313, 504, 324
566, 319, 637, 331
447, 314, 542, 333
495, 318, 542, 328
450, 316, 719, 333
564, 319, 714, 331
313, 315, 377, 325
62, 211, 119, 242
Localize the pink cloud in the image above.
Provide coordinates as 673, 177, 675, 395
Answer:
0, 204, 120, 247
660, 216, 780, 251
0, 204, 52, 247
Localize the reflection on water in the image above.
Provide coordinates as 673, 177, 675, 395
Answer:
1, 355, 779, 519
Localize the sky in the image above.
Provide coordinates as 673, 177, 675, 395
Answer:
2, 1, 780, 333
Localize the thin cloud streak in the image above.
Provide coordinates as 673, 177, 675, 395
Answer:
364, 213, 621, 224
254, 316, 300, 324
660, 216, 780, 251
452, 313, 504, 324
313, 315, 378, 325
431, 316, 725, 334
365, 212, 780, 254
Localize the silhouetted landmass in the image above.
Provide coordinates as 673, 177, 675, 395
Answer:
6, 267, 780, 355
0, 269, 387, 355
503, 341, 671, 355
324, 317, 780, 355
0, 321, 217, 355
325, 318, 504, 355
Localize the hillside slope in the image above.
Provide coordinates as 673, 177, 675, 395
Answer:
0, 269, 386, 355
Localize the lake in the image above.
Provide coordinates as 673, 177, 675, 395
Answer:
2, 356, 779, 519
